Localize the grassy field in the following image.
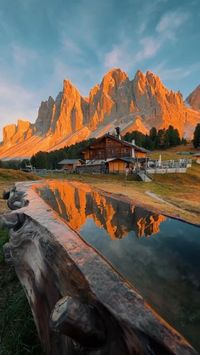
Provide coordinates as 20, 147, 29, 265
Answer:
0, 169, 43, 355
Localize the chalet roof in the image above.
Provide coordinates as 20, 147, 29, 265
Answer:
58, 159, 82, 165
85, 133, 150, 153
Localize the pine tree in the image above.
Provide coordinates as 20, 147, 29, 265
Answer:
193, 124, 200, 148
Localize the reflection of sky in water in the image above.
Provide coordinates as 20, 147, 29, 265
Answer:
38, 181, 200, 351
81, 213, 200, 351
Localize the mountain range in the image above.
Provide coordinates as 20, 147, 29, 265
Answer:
0, 68, 200, 159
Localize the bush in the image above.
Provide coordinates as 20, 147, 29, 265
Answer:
193, 124, 200, 148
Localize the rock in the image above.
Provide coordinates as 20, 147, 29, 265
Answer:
2, 119, 33, 146
35, 96, 55, 135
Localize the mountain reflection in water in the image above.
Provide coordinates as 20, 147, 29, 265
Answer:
37, 180, 165, 239
36, 180, 200, 352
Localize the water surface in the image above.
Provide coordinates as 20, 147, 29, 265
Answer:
36, 180, 200, 351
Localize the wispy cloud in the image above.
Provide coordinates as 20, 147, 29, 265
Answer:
61, 37, 82, 56
151, 61, 200, 81
134, 37, 162, 62
104, 35, 162, 70
11, 43, 39, 67
0, 78, 39, 139
104, 8, 190, 71
104, 42, 127, 68
156, 10, 190, 39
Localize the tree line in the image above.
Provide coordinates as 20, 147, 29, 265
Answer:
30, 138, 95, 169
124, 125, 186, 150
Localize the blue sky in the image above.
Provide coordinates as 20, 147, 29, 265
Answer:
0, 0, 199, 137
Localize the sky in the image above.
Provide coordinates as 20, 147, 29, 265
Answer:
0, 0, 199, 138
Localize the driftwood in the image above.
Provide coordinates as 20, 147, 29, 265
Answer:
1, 182, 199, 355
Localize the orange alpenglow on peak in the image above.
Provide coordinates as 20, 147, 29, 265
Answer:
0, 67, 200, 159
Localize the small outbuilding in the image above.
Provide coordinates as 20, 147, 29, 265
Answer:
107, 157, 147, 174
58, 159, 83, 172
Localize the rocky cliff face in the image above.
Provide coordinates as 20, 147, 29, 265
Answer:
0, 68, 200, 159
186, 85, 200, 111
3, 120, 33, 146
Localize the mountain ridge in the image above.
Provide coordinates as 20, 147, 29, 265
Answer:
0, 68, 200, 159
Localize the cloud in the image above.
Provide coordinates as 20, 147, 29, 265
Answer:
11, 44, 39, 67
151, 62, 200, 81
0, 79, 38, 139
104, 35, 162, 70
137, 22, 147, 35
156, 10, 190, 39
104, 8, 190, 71
49, 57, 102, 96
134, 37, 162, 62
61, 37, 82, 56
104, 43, 126, 68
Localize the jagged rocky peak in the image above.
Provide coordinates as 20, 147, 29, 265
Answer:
35, 96, 55, 135
89, 84, 100, 100
132, 69, 184, 106
133, 70, 163, 90
133, 69, 146, 83
62, 79, 81, 98
52, 78, 86, 137
3, 123, 17, 143
186, 85, 200, 110
100, 68, 129, 92
3, 119, 32, 145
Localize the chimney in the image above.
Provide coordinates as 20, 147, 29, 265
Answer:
115, 127, 121, 140
132, 139, 135, 145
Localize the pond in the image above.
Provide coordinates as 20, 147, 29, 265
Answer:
36, 180, 200, 351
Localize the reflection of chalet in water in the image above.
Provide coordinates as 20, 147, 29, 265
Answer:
79, 128, 149, 174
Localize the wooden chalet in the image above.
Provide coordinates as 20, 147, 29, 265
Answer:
78, 133, 149, 174
83, 133, 148, 161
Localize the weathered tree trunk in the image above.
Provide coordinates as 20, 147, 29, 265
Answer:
1, 182, 198, 355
